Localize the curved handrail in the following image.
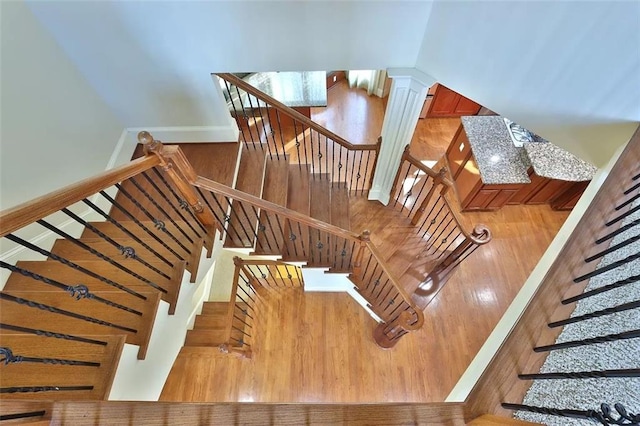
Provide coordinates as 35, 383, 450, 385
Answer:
0, 156, 161, 238
216, 73, 378, 152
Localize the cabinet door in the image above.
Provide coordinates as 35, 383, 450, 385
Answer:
488, 189, 519, 209
455, 96, 482, 115
527, 179, 572, 204
468, 189, 500, 209
428, 85, 460, 116
446, 124, 472, 180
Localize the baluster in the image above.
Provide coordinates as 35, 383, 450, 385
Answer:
411, 168, 447, 226
274, 110, 287, 156
0, 411, 47, 422
152, 167, 207, 235
338, 145, 344, 184
585, 233, 640, 262
368, 137, 382, 190
325, 135, 329, 181
623, 180, 640, 195
534, 329, 640, 352
301, 124, 310, 166
562, 274, 640, 304
605, 203, 640, 226
548, 300, 640, 327
99, 190, 185, 261
3, 234, 147, 299
82, 198, 174, 268
309, 131, 316, 176
247, 92, 275, 159
615, 191, 640, 210
223, 80, 250, 149
233, 84, 256, 149
390, 146, 411, 206
573, 251, 640, 282
595, 218, 639, 244
502, 402, 640, 425
35, 219, 167, 293
0, 346, 100, 367
518, 368, 640, 380
292, 120, 302, 170
60, 208, 172, 281
419, 195, 446, 237
0, 323, 106, 346
0, 261, 142, 315
1, 385, 94, 394
362, 149, 372, 195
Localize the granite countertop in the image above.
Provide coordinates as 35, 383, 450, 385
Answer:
461, 116, 597, 185
244, 71, 327, 108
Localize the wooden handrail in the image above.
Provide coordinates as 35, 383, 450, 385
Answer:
441, 193, 491, 246
194, 176, 362, 242
216, 73, 378, 152
0, 156, 161, 238
364, 241, 425, 330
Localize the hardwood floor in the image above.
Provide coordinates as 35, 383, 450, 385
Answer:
160, 82, 570, 403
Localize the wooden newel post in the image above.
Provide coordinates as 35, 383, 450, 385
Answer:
373, 310, 413, 349
139, 131, 218, 253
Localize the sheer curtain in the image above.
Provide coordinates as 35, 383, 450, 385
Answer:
347, 70, 384, 96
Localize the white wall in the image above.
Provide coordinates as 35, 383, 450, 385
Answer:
415, 1, 640, 166
26, 1, 432, 131
0, 1, 124, 211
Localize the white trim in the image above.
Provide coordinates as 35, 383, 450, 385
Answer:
105, 128, 129, 170
375, 88, 384, 98
445, 142, 627, 402
367, 187, 390, 205
387, 68, 437, 88
125, 125, 239, 145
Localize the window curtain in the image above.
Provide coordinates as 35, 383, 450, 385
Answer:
347, 70, 384, 96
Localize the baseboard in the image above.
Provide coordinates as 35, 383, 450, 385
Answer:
367, 187, 391, 205
125, 125, 240, 145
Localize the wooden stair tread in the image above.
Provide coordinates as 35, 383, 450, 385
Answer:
184, 329, 227, 347
0, 334, 125, 400
327, 182, 353, 273
224, 144, 267, 248
0, 290, 160, 360
80, 221, 200, 246
12, 259, 186, 315
200, 302, 231, 315
254, 155, 290, 255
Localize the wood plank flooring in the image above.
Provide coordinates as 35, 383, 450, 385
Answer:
159, 82, 570, 403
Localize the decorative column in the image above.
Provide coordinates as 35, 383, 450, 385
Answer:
368, 68, 435, 205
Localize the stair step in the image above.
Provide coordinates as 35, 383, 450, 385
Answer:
0, 290, 160, 360
193, 314, 229, 330
11, 259, 185, 315
81, 220, 202, 251
307, 174, 332, 267
200, 301, 231, 315
184, 329, 228, 347
253, 155, 290, 255
224, 144, 267, 249
0, 333, 125, 400
328, 182, 353, 273
49, 236, 202, 283
281, 164, 311, 262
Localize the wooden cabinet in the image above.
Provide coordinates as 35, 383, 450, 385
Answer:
426, 84, 482, 118
326, 71, 346, 90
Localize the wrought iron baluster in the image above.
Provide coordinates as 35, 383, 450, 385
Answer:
394, 161, 412, 207
338, 145, 344, 184
82, 198, 174, 267
127, 177, 194, 244
246, 91, 273, 158
141, 171, 201, 239
623, 180, 640, 195
151, 168, 207, 235
309, 131, 316, 176
615, 191, 640, 211
293, 120, 302, 170
534, 329, 640, 352
420, 196, 446, 237
0, 411, 47, 422
349, 150, 357, 193
362, 150, 372, 195
3, 234, 147, 299
99, 190, 185, 261
518, 368, 640, 380
36, 219, 167, 293
223, 80, 250, 148
226, 197, 255, 247
1, 385, 94, 394
324, 134, 328, 180
605, 203, 640, 226
596, 218, 640, 244
549, 300, 640, 327
274, 109, 287, 156
585, 233, 640, 263
114, 184, 190, 256
574, 251, 640, 282
301, 124, 310, 166
0, 293, 137, 333
0, 261, 143, 315
0, 347, 101, 367
61, 208, 171, 281
0, 323, 107, 346
563, 274, 640, 304
355, 149, 364, 195
502, 402, 640, 426
233, 84, 256, 149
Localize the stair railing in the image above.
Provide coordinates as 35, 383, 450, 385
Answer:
389, 145, 492, 297
143, 134, 424, 348
464, 125, 640, 423
216, 73, 381, 195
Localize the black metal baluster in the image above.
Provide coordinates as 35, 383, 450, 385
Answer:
534, 329, 640, 352
99, 190, 185, 261
424, 211, 452, 246
61, 208, 172, 281
501, 402, 640, 426
275, 110, 287, 156
355, 149, 364, 195
549, 300, 640, 327
0, 347, 101, 367
255, 100, 277, 160
309, 131, 316, 176
82, 198, 174, 268
141, 171, 202, 239
362, 150, 372, 195
301, 125, 310, 166
364, 263, 380, 292
114, 184, 191, 256
227, 198, 256, 247
273, 264, 287, 287
615, 191, 640, 211
0, 323, 106, 346
246, 91, 273, 158
420, 197, 446, 237
574, 252, 640, 282
436, 230, 463, 259
152, 168, 207, 235
197, 188, 242, 243
596, 218, 640, 244
297, 222, 307, 257
36, 219, 166, 293
331, 139, 337, 188
233, 84, 256, 149
0, 293, 137, 333
285, 221, 298, 259
293, 120, 302, 170
0, 411, 47, 422
407, 174, 431, 217
563, 274, 640, 304
223, 80, 250, 148
0, 261, 142, 315
605, 203, 640, 226
236, 280, 258, 305
1, 386, 94, 394
345, 150, 350, 191
349, 150, 357, 193
338, 145, 344, 184
428, 221, 456, 256
325, 134, 329, 181
3, 234, 148, 299
394, 162, 412, 207
127, 177, 194, 244
623, 181, 640, 195
585, 234, 640, 263
518, 368, 640, 380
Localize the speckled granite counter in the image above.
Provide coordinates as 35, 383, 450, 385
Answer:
461, 116, 597, 184
524, 143, 597, 182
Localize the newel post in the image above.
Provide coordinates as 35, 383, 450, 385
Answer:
373, 310, 413, 349
139, 131, 218, 253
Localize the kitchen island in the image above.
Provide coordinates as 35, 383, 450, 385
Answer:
445, 116, 597, 211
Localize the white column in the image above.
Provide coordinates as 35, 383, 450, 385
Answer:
368, 68, 435, 205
